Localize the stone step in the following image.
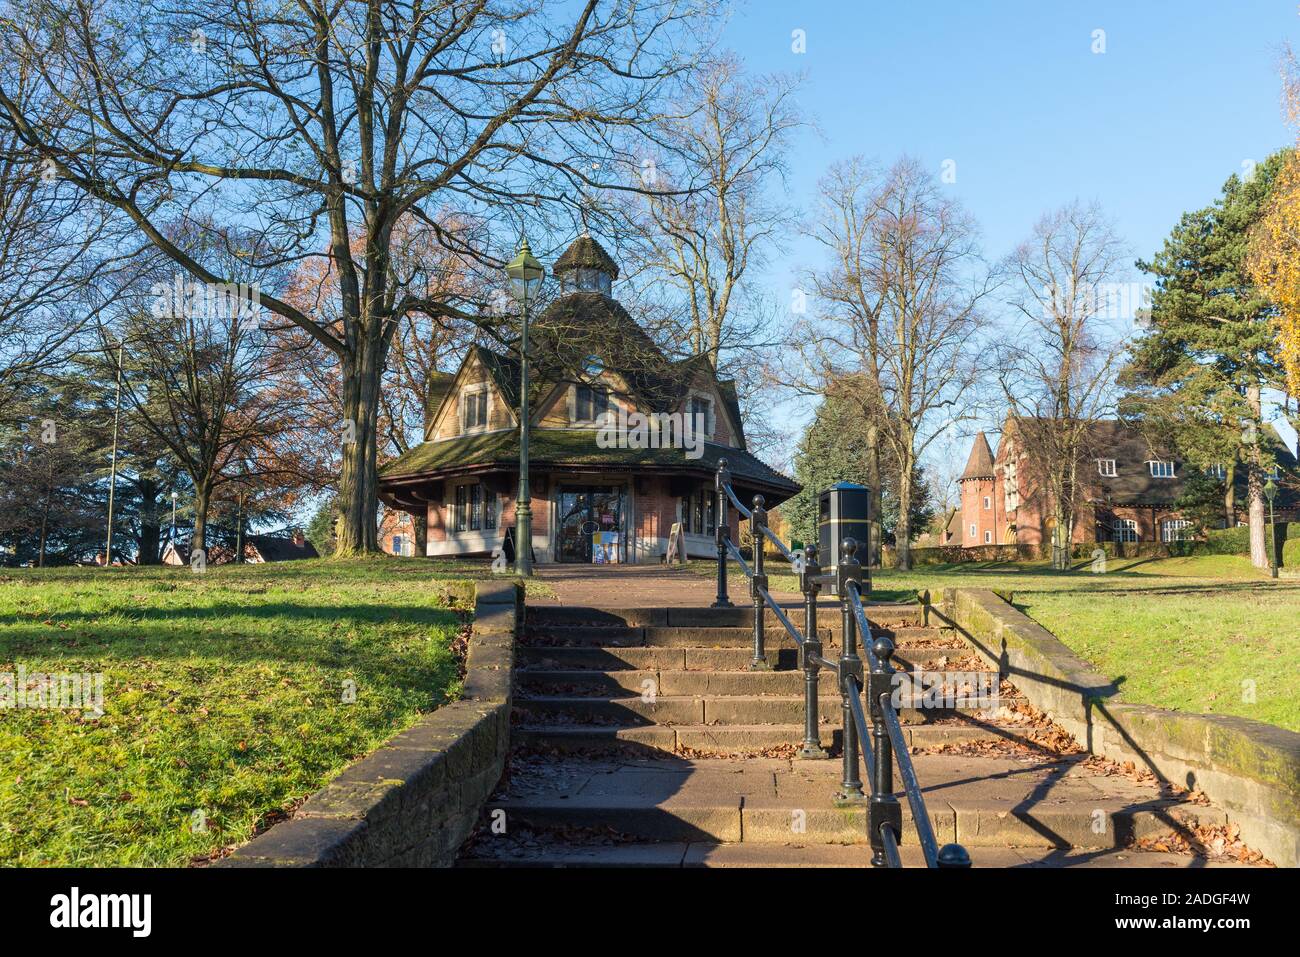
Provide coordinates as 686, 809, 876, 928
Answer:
458, 841, 1248, 868
516, 644, 972, 673
516, 668, 841, 695
513, 694, 1019, 727
525, 604, 922, 631
515, 721, 1037, 754
481, 754, 1223, 848
484, 795, 1216, 847
516, 668, 1002, 698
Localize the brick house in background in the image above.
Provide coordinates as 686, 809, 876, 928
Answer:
377, 234, 798, 564
957, 417, 1299, 549
378, 507, 417, 557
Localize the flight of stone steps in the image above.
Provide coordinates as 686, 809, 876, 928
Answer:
458, 602, 1243, 868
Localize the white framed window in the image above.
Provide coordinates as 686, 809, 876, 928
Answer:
1161, 519, 1193, 543
1112, 518, 1139, 543
460, 387, 489, 432
1149, 461, 1175, 478
1206, 464, 1227, 480
1097, 459, 1117, 477
1267, 464, 1281, 480
969, 523, 977, 539
983, 495, 992, 510
1004, 461, 1018, 512
984, 530, 992, 544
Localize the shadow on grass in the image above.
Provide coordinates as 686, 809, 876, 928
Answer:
0, 602, 465, 666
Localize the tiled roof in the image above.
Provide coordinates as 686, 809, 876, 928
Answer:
960, 433, 995, 480
553, 234, 620, 279
378, 429, 798, 499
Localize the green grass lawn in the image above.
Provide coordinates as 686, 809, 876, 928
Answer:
690, 554, 1300, 732
0, 556, 526, 866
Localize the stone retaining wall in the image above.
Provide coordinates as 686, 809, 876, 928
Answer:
216, 579, 518, 868
940, 588, 1300, 867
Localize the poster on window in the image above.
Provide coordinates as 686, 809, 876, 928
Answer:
592, 531, 621, 564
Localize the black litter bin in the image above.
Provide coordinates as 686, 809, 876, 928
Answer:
817, 482, 872, 596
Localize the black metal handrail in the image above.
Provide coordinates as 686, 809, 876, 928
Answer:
711, 458, 971, 869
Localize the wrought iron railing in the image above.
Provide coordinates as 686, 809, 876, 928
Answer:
711, 458, 971, 868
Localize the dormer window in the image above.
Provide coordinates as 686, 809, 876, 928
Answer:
1097, 458, 1116, 477
1149, 461, 1175, 479
575, 384, 610, 423
460, 387, 488, 432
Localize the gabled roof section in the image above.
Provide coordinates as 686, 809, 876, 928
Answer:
960, 432, 995, 480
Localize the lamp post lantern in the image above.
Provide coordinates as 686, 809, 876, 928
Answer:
170, 491, 179, 544
505, 237, 545, 576
1264, 477, 1278, 579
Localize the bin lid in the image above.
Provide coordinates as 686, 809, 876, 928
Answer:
824, 481, 869, 491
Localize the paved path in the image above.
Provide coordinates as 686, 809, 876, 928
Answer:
531, 564, 810, 607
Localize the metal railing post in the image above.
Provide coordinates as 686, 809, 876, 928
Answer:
868, 635, 902, 866
798, 543, 827, 759
712, 459, 732, 608
937, 844, 972, 869
837, 538, 864, 800
749, 495, 769, 670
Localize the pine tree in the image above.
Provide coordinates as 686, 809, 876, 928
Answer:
1126, 152, 1293, 568
783, 390, 934, 560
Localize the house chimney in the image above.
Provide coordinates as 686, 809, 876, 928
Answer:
292, 530, 305, 547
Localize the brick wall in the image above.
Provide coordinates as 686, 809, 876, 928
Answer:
215, 580, 517, 868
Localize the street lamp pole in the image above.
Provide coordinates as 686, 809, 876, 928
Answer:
505, 238, 545, 577
171, 491, 178, 542
1264, 477, 1278, 579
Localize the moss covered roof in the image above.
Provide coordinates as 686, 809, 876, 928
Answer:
378, 428, 798, 497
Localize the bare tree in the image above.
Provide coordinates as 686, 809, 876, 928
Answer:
798, 157, 992, 569
997, 202, 1129, 569
0, 0, 705, 553
0, 66, 133, 409
108, 269, 305, 554
629, 55, 804, 363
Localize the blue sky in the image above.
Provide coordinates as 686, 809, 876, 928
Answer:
718, 0, 1300, 468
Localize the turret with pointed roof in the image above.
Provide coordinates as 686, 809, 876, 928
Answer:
553, 232, 619, 295
959, 432, 995, 481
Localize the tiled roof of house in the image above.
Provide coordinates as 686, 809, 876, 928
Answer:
1003, 417, 1299, 508
378, 428, 798, 499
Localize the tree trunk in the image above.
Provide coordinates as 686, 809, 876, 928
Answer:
896, 451, 913, 571
336, 330, 383, 555
193, 484, 210, 555
866, 430, 882, 567
1247, 385, 1268, 568
38, 493, 49, 568
414, 512, 427, 556
137, 476, 161, 565
1224, 465, 1236, 530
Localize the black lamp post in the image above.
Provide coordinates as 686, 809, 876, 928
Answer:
1264, 477, 1278, 579
505, 237, 545, 576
